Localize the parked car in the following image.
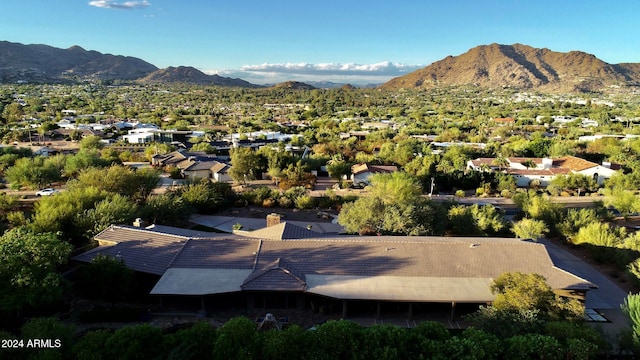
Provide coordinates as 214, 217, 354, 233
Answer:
35, 188, 59, 196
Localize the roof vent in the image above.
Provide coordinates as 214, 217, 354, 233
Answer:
469, 243, 479, 248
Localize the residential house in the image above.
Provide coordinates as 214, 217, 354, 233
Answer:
152, 151, 231, 182
73, 222, 593, 319
121, 128, 204, 145
350, 163, 398, 185
492, 117, 515, 126
181, 160, 232, 182
467, 155, 617, 187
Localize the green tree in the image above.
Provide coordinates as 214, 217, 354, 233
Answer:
338, 196, 386, 235
175, 179, 225, 214
140, 193, 192, 224
572, 222, 625, 247
326, 159, 351, 180
622, 293, 640, 349
229, 147, 262, 183
311, 320, 364, 360
21, 317, 74, 359
557, 208, 600, 241
368, 171, 423, 205
63, 149, 111, 177
76, 254, 134, 303
550, 173, 598, 195
1, 102, 24, 123
164, 321, 217, 360
104, 324, 165, 360
73, 165, 160, 204
213, 317, 261, 360
79, 135, 104, 150
31, 185, 108, 244
448, 204, 505, 236
511, 218, 549, 240
0, 227, 72, 315
189, 141, 217, 154
513, 191, 563, 234
73, 329, 112, 360
76, 194, 138, 236
604, 188, 640, 218
491, 272, 584, 321
505, 334, 562, 360
5, 156, 62, 189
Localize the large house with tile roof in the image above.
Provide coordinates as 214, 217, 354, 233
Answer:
467, 155, 617, 187
151, 151, 232, 182
73, 222, 594, 319
350, 163, 398, 185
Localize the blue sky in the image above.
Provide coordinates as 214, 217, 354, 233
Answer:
2, 1, 639, 84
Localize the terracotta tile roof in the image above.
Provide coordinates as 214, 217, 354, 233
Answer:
553, 156, 598, 172
506, 168, 571, 176
351, 163, 398, 175
508, 157, 543, 165
470, 158, 497, 167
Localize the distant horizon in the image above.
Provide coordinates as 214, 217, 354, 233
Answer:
2, 1, 639, 84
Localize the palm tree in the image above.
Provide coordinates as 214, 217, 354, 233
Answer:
491, 156, 509, 171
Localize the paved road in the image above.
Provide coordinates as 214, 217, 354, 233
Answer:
539, 239, 628, 309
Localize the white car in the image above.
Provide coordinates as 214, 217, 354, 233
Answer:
35, 188, 59, 196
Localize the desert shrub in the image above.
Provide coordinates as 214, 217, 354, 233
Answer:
295, 195, 316, 210
262, 198, 276, 208
278, 196, 293, 208
500, 189, 513, 198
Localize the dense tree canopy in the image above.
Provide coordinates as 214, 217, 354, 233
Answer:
0, 227, 72, 314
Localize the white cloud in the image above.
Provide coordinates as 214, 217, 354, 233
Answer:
239, 61, 421, 77
89, 0, 151, 10
205, 61, 422, 85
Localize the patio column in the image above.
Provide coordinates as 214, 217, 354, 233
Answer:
450, 301, 456, 321
408, 303, 414, 321
342, 301, 348, 318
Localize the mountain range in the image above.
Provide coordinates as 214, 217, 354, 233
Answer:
2, 40, 640, 93
382, 43, 640, 93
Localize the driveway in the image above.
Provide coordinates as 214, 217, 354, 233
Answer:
540, 239, 628, 309
540, 239, 631, 341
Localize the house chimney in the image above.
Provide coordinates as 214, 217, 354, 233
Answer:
602, 161, 611, 169
266, 213, 282, 227
133, 218, 146, 227
542, 158, 553, 169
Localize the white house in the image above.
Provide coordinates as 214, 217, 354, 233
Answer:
467, 155, 617, 187
122, 128, 156, 144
